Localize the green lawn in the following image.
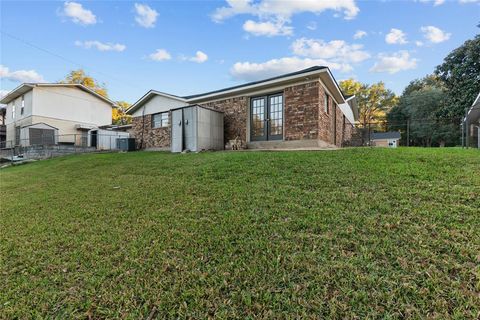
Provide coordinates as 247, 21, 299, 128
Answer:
1, 148, 479, 318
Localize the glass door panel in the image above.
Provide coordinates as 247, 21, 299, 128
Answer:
250, 97, 267, 141
268, 94, 283, 140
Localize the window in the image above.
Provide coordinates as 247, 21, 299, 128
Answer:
324, 94, 329, 114
21, 96, 24, 115
152, 112, 169, 128
12, 104, 15, 119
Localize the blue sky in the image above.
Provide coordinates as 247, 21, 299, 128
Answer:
1, 0, 479, 103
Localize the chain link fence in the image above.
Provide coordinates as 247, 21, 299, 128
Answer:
0, 133, 131, 162
345, 117, 479, 148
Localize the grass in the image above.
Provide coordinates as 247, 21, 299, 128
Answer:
0, 148, 479, 319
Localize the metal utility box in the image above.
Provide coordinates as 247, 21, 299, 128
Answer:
116, 138, 136, 151
171, 105, 224, 153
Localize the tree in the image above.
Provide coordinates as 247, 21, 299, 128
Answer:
61, 69, 108, 98
387, 75, 458, 147
60, 69, 132, 124
340, 79, 398, 144
112, 101, 132, 125
340, 79, 398, 128
435, 35, 480, 118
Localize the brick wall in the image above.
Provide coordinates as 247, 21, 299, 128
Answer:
130, 79, 356, 149
199, 96, 248, 142
284, 81, 320, 140
335, 105, 344, 147
131, 114, 170, 149
318, 85, 332, 144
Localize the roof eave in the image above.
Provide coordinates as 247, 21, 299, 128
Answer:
126, 90, 187, 115
187, 67, 345, 104
0, 83, 35, 104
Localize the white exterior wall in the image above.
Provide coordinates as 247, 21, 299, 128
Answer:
4, 90, 33, 125
32, 86, 112, 126
131, 95, 187, 117
5, 90, 34, 142
4, 86, 113, 146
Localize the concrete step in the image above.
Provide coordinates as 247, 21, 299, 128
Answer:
247, 139, 337, 150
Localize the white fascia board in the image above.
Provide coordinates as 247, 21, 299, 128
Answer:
126, 90, 187, 114
188, 68, 345, 103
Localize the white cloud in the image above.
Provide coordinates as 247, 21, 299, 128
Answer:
231, 57, 353, 81
148, 49, 171, 61
213, 0, 359, 22
459, 0, 480, 3
0, 65, 45, 83
75, 40, 126, 52
231, 35, 372, 81
62, 2, 97, 25
415, 40, 424, 47
189, 51, 209, 63
134, 3, 158, 28
292, 38, 370, 64
353, 30, 367, 39
419, 0, 445, 6
421, 26, 451, 43
243, 19, 293, 36
212, 0, 358, 37
370, 51, 417, 74
385, 28, 408, 44
0, 90, 10, 100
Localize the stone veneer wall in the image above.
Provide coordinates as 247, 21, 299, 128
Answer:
199, 96, 248, 142
284, 81, 320, 140
131, 114, 170, 149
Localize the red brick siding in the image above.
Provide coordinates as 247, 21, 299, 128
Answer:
131, 114, 170, 149
335, 104, 344, 147
130, 79, 356, 149
200, 97, 248, 143
284, 81, 320, 140
318, 86, 333, 144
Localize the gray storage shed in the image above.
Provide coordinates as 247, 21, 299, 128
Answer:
171, 105, 224, 152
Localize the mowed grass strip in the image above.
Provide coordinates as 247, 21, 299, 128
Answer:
0, 148, 479, 318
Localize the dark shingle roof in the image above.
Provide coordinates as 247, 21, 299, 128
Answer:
182, 66, 327, 99
371, 132, 401, 140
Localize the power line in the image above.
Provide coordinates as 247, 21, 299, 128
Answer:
0, 29, 147, 98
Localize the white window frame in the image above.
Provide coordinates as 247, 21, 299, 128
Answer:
152, 112, 169, 128
21, 96, 25, 115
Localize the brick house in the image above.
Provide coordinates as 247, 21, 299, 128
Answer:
127, 66, 358, 150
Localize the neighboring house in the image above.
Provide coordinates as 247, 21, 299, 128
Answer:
127, 66, 359, 150
0, 83, 116, 147
370, 132, 401, 148
464, 92, 480, 148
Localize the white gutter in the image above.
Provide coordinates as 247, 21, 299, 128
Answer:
188, 68, 343, 103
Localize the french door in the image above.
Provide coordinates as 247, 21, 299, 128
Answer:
250, 93, 283, 141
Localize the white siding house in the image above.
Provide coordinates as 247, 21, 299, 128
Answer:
0, 83, 116, 147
